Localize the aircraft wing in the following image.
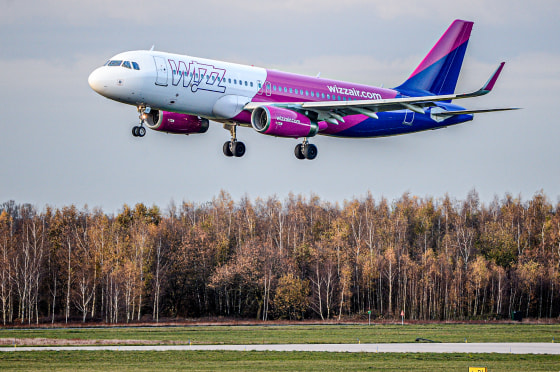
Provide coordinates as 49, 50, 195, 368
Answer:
244, 63, 517, 120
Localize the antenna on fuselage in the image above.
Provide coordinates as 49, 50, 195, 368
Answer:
149, 45, 155, 51
316, 72, 321, 78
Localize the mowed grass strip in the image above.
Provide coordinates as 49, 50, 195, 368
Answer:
1, 351, 559, 372
0, 324, 559, 345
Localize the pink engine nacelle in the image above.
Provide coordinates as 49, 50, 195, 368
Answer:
251, 106, 318, 138
145, 110, 209, 134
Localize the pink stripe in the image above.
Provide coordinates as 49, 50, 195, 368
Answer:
320, 114, 370, 135
409, 20, 473, 78
484, 62, 505, 91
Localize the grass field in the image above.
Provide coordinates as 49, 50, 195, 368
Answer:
1, 324, 560, 345
0, 350, 559, 371
1, 324, 560, 371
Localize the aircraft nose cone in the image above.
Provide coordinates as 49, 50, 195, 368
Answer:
88, 68, 106, 94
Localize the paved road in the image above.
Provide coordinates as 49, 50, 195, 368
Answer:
1, 343, 558, 354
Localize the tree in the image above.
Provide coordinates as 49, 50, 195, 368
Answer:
273, 273, 309, 320
0, 210, 14, 325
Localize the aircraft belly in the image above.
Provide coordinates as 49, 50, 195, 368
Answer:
325, 113, 436, 138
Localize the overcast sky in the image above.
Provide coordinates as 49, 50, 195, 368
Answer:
1, 0, 559, 212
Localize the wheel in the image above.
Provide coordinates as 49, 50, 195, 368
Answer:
304, 144, 318, 160
294, 144, 305, 160
223, 141, 234, 157
138, 126, 146, 137
232, 141, 246, 157
132, 126, 139, 137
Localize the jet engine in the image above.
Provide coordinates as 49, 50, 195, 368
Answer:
144, 110, 209, 134
251, 106, 318, 138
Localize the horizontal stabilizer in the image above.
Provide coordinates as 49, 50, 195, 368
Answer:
432, 107, 520, 118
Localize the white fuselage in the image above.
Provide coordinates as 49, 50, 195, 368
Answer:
88, 50, 266, 122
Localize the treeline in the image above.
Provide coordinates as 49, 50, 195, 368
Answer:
0, 190, 559, 325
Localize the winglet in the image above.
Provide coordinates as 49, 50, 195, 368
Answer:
456, 62, 507, 99
481, 62, 505, 92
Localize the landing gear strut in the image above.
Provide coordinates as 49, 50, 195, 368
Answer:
132, 106, 149, 137
294, 138, 318, 160
223, 124, 246, 157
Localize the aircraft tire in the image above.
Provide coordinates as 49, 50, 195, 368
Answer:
138, 126, 146, 137
304, 144, 318, 160
232, 141, 246, 157
294, 144, 305, 160
223, 141, 234, 157
132, 126, 139, 137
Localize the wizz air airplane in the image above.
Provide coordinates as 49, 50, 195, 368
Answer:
88, 20, 515, 160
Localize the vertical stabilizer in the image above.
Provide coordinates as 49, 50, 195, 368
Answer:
396, 20, 473, 96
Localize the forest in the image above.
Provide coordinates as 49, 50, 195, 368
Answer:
0, 190, 559, 325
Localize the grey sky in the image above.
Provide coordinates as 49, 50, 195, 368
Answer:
1, 0, 559, 212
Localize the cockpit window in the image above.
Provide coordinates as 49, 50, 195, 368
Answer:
104, 60, 140, 70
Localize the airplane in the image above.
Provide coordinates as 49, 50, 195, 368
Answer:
88, 19, 516, 160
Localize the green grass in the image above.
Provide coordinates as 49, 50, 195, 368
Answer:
0, 351, 559, 371
1, 324, 560, 345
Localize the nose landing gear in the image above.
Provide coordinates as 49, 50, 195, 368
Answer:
132, 106, 150, 137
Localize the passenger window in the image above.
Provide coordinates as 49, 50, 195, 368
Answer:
228, 78, 231, 83
284, 87, 287, 93
273, 85, 277, 91
311, 92, 314, 97
321, 93, 325, 98
234, 79, 237, 84
305, 91, 309, 96
300, 89, 303, 95
327, 94, 330, 99
289, 88, 293, 93
250, 82, 253, 87
245, 81, 248, 86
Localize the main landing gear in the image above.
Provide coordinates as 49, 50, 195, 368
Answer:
223, 124, 246, 157
132, 126, 146, 137
294, 139, 318, 160
132, 106, 149, 137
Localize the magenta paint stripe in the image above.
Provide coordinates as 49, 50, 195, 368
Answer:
256, 69, 398, 104
408, 20, 473, 79
483, 62, 505, 91
320, 114, 370, 135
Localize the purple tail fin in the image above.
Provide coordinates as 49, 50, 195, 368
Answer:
397, 20, 474, 96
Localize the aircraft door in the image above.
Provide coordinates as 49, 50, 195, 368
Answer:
265, 81, 271, 96
153, 56, 168, 86
403, 110, 414, 125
